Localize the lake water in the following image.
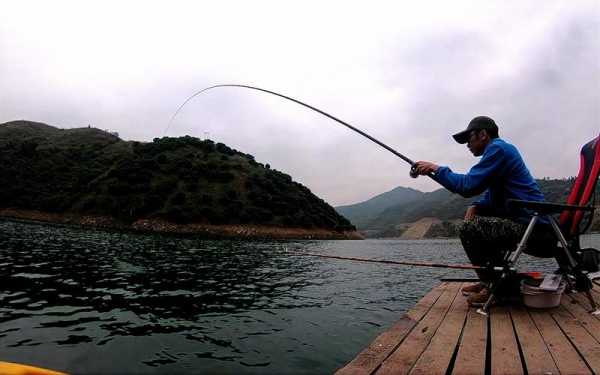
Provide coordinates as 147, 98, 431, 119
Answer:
0, 219, 598, 374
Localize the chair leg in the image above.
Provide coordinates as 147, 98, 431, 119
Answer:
548, 217, 579, 269
584, 290, 600, 315
549, 217, 600, 314
477, 215, 539, 316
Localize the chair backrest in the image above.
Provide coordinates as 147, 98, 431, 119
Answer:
559, 134, 600, 237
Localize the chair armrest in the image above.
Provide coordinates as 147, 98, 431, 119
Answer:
507, 199, 596, 215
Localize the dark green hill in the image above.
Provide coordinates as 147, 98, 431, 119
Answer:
0, 121, 354, 231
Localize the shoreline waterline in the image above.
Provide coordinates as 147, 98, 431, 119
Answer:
0, 208, 362, 240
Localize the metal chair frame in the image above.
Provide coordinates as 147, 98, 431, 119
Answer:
476, 202, 600, 316
477, 133, 600, 316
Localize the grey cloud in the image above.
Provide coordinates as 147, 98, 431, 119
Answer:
375, 12, 599, 191
1, 4, 598, 207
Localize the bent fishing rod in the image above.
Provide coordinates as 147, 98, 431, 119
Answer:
294, 252, 533, 274
167, 85, 464, 270
165, 84, 431, 178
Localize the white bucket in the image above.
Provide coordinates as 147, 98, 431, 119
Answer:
520, 278, 566, 309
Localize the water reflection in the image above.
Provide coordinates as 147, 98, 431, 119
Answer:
0, 219, 597, 374
0, 222, 320, 340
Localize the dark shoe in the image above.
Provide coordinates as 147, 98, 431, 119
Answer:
467, 288, 491, 307
461, 282, 487, 296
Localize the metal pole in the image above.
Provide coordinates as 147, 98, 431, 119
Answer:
548, 216, 578, 267
507, 215, 539, 264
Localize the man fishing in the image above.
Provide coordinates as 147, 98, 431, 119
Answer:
412, 116, 556, 306
171, 86, 556, 306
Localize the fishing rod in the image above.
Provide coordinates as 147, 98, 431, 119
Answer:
296, 252, 482, 270
165, 84, 430, 178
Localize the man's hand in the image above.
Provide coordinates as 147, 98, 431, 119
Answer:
464, 205, 477, 221
412, 161, 439, 176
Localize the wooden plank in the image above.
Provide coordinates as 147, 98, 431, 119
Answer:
406, 283, 449, 322
335, 283, 446, 375
490, 306, 523, 375
562, 293, 600, 342
452, 307, 487, 375
509, 306, 559, 375
551, 306, 600, 373
529, 309, 591, 375
375, 282, 461, 375
409, 287, 469, 375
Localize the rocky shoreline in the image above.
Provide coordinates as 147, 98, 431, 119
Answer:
0, 208, 363, 240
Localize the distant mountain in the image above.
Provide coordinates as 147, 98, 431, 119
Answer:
366, 188, 473, 230
335, 178, 598, 237
0, 121, 355, 236
335, 186, 423, 228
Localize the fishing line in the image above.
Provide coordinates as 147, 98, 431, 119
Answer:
293, 252, 482, 270
165, 84, 432, 178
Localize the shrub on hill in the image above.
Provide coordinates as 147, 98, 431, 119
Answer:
0, 121, 354, 231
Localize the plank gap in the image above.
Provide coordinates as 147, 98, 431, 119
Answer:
443, 306, 469, 375
408, 288, 469, 375
485, 309, 491, 375
405, 283, 463, 375
490, 307, 523, 374
509, 308, 529, 375
375, 282, 462, 375
531, 307, 591, 374
547, 309, 594, 374
551, 306, 600, 373
527, 308, 562, 374
509, 306, 560, 375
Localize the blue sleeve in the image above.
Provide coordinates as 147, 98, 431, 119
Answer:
432, 144, 505, 198
473, 189, 491, 208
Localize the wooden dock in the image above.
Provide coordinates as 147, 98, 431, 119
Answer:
336, 281, 600, 375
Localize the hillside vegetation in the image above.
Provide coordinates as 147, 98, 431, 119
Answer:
0, 121, 354, 232
336, 186, 422, 228
337, 177, 599, 237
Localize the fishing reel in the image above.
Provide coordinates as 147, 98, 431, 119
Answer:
409, 165, 419, 178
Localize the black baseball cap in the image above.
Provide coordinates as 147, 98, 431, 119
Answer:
452, 116, 499, 144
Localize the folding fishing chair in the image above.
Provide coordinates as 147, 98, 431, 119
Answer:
478, 133, 600, 315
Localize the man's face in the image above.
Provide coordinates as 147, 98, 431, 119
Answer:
467, 130, 488, 157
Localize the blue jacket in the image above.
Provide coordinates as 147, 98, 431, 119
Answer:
433, 138, 545, 222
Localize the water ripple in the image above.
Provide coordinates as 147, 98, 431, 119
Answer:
1, 219, 598, 374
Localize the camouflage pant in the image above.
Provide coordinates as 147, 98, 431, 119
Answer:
458, 216, 556, 282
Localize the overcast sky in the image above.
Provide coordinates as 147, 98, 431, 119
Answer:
1, 1, 599, 206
